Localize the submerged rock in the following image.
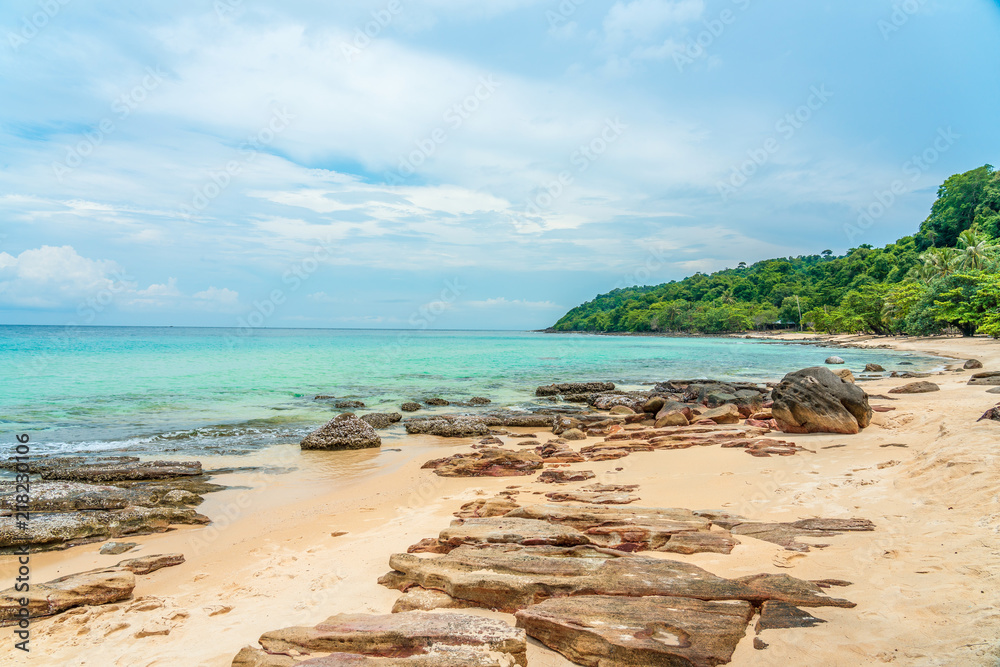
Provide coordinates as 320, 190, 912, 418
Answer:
99, 541, 137, 555
536, 382, 615, 396
301, 415, 381, 450
771, 366, 872, 434
235, 612, 527, 667
335, 400, 366, 409
401, 402, 422, 412
425, 398, 450, 406
360, 412, 403, 429
468, 396, 492, 405
516, 594, 754, 667
0, 456, 202, 483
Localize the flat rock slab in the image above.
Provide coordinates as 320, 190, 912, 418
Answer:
0, 506, 210, 553
730, 518, 874, 552
117, 553, 185, 575
100, 541, 137, 555
234, 647, 515, 666
0, 456, 202, 482
536, 470, 595, 484
379, 544, 853, 613
411, 518, 590, 554
888, 381, 940, 394
422, 449, 543, 478
756, 601, 826, 632
658, 531, 739, 555
544, 491, 640, 504
454, 497, 521, 519
0, 567, 135, 623
236, 612, 526, 667
515, 594, 754, 667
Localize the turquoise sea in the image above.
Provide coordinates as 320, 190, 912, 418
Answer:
0, 326, 942, 458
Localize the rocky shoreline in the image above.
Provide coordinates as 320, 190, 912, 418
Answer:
7, 336, 999, 665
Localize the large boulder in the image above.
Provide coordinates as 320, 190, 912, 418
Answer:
700, 404, 741, 424
771, 367, 872, 434
516, 595, 753, 667
965, 359, 984, 370
536, 382, 615, 397
301, 414, 381, 450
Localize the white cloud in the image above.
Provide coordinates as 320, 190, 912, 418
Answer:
603, 0, 704, 44
0, 245, 130, 308
193, 286, 241, 312
466, 297, 563, 310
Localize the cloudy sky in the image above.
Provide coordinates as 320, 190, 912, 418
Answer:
1, 0, 998, 329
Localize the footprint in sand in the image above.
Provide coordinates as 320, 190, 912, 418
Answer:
773, 552, 807, 568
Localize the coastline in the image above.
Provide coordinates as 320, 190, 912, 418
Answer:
4, 334, 1000, 666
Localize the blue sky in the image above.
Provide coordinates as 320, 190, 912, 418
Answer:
0, 0, 997, 329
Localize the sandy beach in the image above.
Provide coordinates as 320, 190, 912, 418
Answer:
3, 334, 1000, 666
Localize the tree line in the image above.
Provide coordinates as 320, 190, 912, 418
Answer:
552, 165, 1000, 337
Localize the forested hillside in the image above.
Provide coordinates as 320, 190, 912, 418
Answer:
552, 165, 1000, 337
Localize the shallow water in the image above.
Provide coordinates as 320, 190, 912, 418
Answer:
0, 326, 942, 457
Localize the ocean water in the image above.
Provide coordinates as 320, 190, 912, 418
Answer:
0, 326, 942, 458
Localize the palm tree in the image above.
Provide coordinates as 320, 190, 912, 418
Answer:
917, 246, 958, 278
955, 230, 996, 271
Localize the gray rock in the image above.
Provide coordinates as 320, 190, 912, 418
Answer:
0, 456, 202, 483
405, 417, 490, 438
825, 356, 845, 364
771, 366, 872, 434
99, 541, 137, 555
888, 381, 940, 394
360, 412, 403, 429
965, 359, 984, 370
0, 507, 209, 553
301, 415, 381, 450
969, 371, 1000, 386
536, 382, 615, 397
